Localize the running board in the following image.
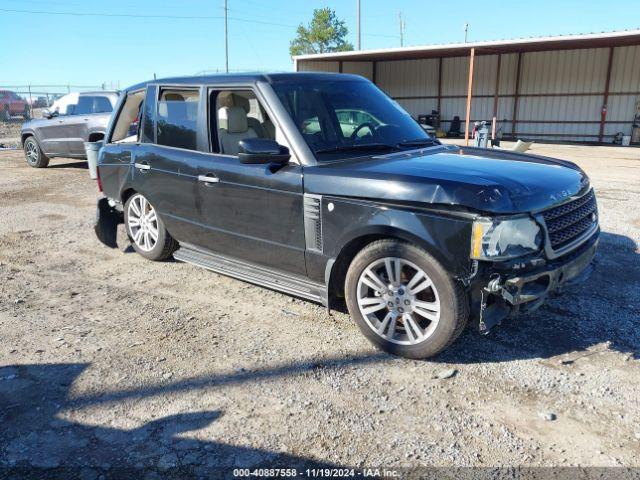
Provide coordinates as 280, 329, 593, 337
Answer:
174, 244, 327, 305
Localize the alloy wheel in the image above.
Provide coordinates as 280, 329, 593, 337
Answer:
127, 194, 159, 252
25, 140, 39, 165
356, 257, 441, 345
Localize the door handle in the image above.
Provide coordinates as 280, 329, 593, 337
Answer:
198, 174, 220, 184
134, 162, 150, 171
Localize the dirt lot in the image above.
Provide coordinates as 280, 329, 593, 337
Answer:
0, 143, 639, 475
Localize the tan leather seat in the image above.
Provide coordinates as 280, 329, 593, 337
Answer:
218, 106, 258, 155
224, 93, 275, 140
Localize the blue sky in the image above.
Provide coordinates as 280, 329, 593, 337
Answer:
1, 0, 638, 89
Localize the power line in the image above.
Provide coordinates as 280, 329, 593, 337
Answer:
0, 7, 297, 28
1, 6, 399, 37
0, 7, 219, 19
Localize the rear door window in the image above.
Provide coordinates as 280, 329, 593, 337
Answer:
74, 96, 93, 115
93, 96, 113, 113
156, 89, 200, 151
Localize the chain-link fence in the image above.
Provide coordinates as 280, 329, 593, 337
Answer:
0, 84, 110, 149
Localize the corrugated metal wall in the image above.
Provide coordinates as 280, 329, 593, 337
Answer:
605, 45, 640, 138
296, 45, 640, 143
297, 60, 340, 73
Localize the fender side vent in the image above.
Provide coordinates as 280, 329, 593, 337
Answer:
304, 194, 323, 253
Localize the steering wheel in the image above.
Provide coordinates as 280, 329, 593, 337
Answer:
350, 122, 377, 140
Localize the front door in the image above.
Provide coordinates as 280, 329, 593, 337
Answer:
192, 88, 306, 276
37, 116, 73, 156
194, 157, 306, 276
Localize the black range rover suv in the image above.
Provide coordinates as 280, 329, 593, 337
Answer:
95, 73, 599, 359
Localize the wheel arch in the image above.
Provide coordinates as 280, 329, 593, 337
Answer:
88, 131, 105, 143
326, 225, 456, 304
21, 130, 37, 147
120, 187, 137, 205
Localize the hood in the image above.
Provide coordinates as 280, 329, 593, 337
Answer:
304, 145, 589, 214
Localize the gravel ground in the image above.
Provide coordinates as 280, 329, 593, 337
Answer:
0, 143, 639, 475
0, 121, 21, 149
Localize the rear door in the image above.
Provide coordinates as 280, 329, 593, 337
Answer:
129, 85, 205, 243
99, 91, 143, 201
64, 95, 98, 155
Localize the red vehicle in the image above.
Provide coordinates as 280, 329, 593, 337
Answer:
0, 90, 30, 121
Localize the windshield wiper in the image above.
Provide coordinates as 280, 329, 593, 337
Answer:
397, 138, 439, 148
314, 143, 400, 154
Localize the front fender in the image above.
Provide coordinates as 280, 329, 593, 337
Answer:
320, 197, 473, 278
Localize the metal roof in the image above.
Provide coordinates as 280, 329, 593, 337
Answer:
293, 29, 640, 62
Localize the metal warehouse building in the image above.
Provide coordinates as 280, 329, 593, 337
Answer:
294, 30, 640, 144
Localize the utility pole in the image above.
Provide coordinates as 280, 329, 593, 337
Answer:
399, 12, 405, 47
356, 0, 361, 50
464, 22, 469, 43
224, 0, 229, 73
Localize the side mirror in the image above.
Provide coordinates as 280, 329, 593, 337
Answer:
42, 109, 58, 119
238, 138, 290, 165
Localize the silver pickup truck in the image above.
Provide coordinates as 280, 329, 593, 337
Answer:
20, 91, 119, 168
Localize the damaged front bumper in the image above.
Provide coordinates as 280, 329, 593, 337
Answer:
475, 232, 598, 333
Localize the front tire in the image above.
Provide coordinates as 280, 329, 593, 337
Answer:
345, 240, 468, 359
23, 136, 49, 168
124, 193, 178, 261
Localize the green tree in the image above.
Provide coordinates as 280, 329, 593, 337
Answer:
289, 8, 354, 57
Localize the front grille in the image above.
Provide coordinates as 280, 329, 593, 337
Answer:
542, 189, 597, 250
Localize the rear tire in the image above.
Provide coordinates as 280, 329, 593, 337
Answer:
124, 193, 178, 261
345, 240, 468, 359
22, 107, 31, 120
1, 108, 9, 122
23, 136, 49, 168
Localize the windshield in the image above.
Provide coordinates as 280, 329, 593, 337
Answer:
272, 79, 434, 161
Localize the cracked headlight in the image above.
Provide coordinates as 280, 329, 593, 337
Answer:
471, 216, 542, 260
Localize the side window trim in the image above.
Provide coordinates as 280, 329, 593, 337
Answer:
140, 85, 157, 144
